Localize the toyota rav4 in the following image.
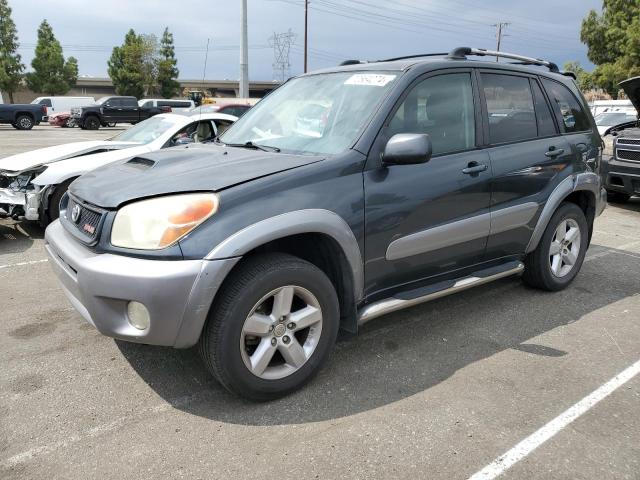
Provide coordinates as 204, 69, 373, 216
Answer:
45, 48, 606, 400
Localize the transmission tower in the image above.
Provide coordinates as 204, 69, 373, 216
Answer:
269, 30, 295, 82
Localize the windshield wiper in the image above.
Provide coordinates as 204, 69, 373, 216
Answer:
219, 140, 281, 153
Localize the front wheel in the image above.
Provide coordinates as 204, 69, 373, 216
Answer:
199, 253, 339, 401
83, 116, 100, 130
523, 202, 588, 291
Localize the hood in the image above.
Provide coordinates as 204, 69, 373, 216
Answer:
70, 144, 323, 208
0, 140, 139, 173
620, 76, 640, 114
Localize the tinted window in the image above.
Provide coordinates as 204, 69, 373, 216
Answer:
38, 99, 52, 107
482, 73, 537, 144
120, 97, 137, 107
542, 79, 591, 133
140, 101, 153, 108
171, 101, 192, 108
388, 73, 475, 155
531, 80, 557, 137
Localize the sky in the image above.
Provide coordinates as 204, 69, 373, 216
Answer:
8, 0, 603, 81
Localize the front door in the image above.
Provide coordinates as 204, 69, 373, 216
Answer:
363, 70, 492, 299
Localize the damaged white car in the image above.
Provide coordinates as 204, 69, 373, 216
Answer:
0, 112, 236, 224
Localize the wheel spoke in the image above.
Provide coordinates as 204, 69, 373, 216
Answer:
250, 338, 277, 376
271, 286, 294, 319
279, 337, 307, 368
549, 240, 562, 256
565, 227, 580, 245
551, 254, 563, 275
554, 220, 567, 242
289, 305, 322, 331
243, 313, 272, 337
564, 249, 577, 266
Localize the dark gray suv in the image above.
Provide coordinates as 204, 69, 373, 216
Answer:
45, 47, 606, 400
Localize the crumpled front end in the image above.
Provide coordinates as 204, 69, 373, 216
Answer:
0, 168, 47, 221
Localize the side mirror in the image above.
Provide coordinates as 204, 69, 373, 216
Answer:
382, 133, 432, 165
174, 137, 194, 145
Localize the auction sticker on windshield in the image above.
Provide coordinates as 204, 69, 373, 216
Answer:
345, 74, 396, 87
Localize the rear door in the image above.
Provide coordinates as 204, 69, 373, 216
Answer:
120, 97, 141, 122
363, 69, 492, 298
480, 71, 572, 259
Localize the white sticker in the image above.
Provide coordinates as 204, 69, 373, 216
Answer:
344, 74, 396, 87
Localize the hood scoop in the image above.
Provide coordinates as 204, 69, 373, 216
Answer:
126, 157, 156, 169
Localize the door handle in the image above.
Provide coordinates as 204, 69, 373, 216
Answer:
545, 148, 565, 158
462, 162, 488, 174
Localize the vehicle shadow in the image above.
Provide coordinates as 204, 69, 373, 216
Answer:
608, 196, 640, 213
116, 244, 640, 425
0, 219, 44, 255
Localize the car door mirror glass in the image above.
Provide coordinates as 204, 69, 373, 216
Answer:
383, 133, 432, 165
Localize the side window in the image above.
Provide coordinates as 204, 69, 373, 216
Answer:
39, 99, 52, 107
120, 98, 136, 108
481, 73, 537, 144
531, 80, 557, 137
387, 73, 475, 155
542, 79, 591, 133
140, 101, 153, 108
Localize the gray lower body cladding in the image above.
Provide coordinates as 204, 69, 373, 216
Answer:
45, 220, 239, 348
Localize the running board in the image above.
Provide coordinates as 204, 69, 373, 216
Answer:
357, 261, 524, 326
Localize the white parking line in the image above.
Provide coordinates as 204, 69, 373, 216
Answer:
467, 359, 640, 480
0, 258, 48, 270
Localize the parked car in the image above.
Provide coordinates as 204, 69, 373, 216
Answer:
188, 103, 251, 117
70, 96, 167, 130
139, 98, 195, 112
0, 113, 236, 223
590, 99, 634, 117
31, 96, 95, 121
0, 103, 46, 130
601, 76, 640, 202
48, 111, 72, 128
45, 47, 605, 400
594, 110, 637, 135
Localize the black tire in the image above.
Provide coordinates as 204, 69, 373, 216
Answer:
47, 178, 76, 224
199, 253, 340, 401
14, 114, 34, 130
607, 191, 631, 203
107, 122, 117, 127
523, 202, 589, 291
83, 116, 100, 130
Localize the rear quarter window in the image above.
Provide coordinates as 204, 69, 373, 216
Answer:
542, 79, 591, 133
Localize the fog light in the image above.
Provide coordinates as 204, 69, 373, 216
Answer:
127, 301, 150, 330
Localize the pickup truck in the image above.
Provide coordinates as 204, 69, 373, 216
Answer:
70, 96, 166, 130
0, 103, 47, 130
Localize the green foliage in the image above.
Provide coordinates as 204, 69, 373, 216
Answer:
563, 61, 594, 92
108, 29, 146, 98
581, 0, 640, 98
25, 20, 78, 95
0, 0, 24, 102
157, 27, 180, 98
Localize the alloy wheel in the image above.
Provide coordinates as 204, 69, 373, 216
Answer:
549, 218, 581, 277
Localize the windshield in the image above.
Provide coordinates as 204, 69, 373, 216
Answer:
96, 97, 111, 105
595, 112, 637, 126
220, 71, 399, 155
110, 116, 179, 144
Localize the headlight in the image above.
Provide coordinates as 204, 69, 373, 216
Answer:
111, 193, 219, 250
603, 135, 615, 158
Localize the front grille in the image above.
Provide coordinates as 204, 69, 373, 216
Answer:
65, 195, 104, 242
617, 138, 640, 146
616, 149, 640, 163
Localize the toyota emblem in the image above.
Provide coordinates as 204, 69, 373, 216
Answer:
71, 204, 81, 223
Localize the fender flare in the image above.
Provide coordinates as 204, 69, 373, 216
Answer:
206, 209, 364, 301
525, 172, 600, 253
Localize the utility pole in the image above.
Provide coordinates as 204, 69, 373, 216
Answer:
493, 22, 510, 61
239, 0, 249, 98
304, 0, 309, 73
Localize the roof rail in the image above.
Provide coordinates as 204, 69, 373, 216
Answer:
379, 53, 448, 62
447, 47, 560, 73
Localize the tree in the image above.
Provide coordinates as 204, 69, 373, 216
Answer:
157, 27, 180, 98
580, 1, 640, 98
563, 61, 594, 92
140, 33, 158, 96
25, 20, 77, 95
0, 0, 24, 103
108, 29, 146, 98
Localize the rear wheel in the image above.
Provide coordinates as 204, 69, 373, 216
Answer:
523, 202, 588, 291
83, 116, 100, 130
14, 114, 34, 130
199, 253, 339, 401
47, 178, 76, 224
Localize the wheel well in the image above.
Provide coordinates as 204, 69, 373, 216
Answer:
563, 190, 596, 243
241, 233, 358, 332
15, 112, 34, 120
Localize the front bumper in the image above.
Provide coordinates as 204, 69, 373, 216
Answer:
45, 220, 239, 348
602, 157, 640, 197
0, 187, 42, 220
